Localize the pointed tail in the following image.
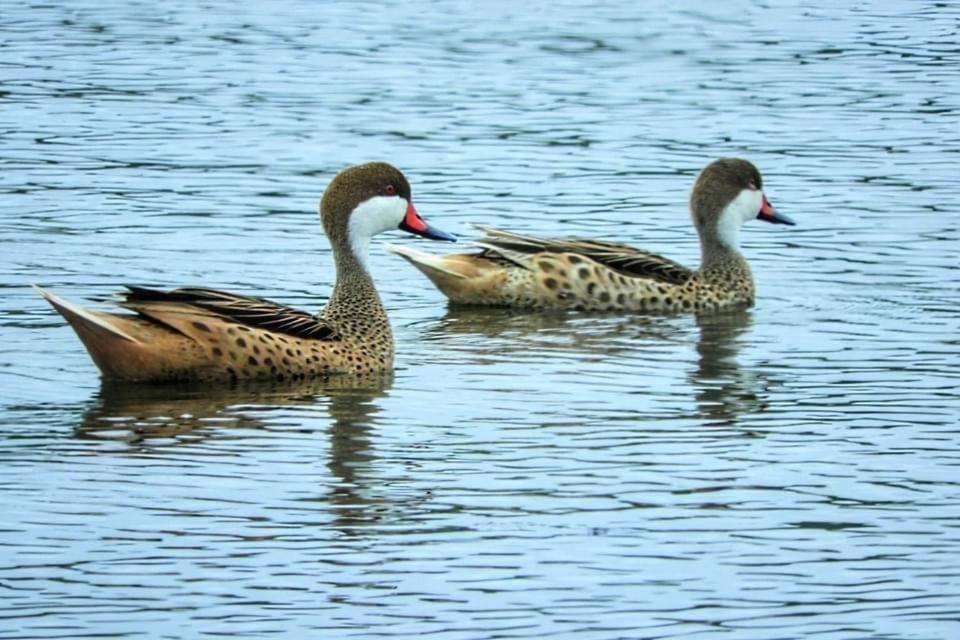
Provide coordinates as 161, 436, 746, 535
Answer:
384, 243, 468, 279
33, 285, 139, 343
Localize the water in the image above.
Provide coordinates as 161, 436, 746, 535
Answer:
2, 1, 959, 638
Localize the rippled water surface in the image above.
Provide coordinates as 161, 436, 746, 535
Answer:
3, 1, 959, 638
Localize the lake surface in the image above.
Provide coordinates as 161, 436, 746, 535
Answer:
2, 1, 959, 638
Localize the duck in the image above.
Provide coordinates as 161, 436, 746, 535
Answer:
387, 158, 794, 314
34, 161, 456, 383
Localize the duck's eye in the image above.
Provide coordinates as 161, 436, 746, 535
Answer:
747, 182, 759, 191
382, 184, 397, 196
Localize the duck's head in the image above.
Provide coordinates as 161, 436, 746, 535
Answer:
690, 158, 794, 253
321, 162, 456, 266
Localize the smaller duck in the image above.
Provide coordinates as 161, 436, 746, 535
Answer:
388, 158, 794, 314
35, 162, 456, 383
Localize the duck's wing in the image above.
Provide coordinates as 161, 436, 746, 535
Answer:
473, 226, 694, 285
119, 286, 340, 341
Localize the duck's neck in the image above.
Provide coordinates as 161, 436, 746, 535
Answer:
698, 222, 754, 305
698, 212, 753, 282
700, 231, 742, 270
323, 246, 391, 338
699, 199, 747, 269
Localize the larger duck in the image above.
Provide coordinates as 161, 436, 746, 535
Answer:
35, 162, 456, 383
388, 158, 794, 313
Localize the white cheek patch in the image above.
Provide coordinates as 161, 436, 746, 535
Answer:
348, 196, 408, 271
715, 189, 763, 251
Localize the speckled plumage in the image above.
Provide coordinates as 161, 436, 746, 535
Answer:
36, 162, 453, 383
389, 158, 794, 314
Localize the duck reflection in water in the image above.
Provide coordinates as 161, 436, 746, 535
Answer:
77, 374, 392, 530
430, 306, 769, 425
692, 310, 769, 425
430, 305, 687, 353
78, 374, 392, 442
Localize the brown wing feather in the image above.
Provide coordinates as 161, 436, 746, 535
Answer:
121, 286, 340, 340
475, 226, 694, 285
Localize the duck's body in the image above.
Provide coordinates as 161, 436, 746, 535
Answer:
36, 162, 455, 383
389, 227, 755, 314
34, 284, 391, 382
389, 158, 794, 314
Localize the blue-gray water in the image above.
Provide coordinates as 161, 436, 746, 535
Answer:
2, 1, 959, 638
